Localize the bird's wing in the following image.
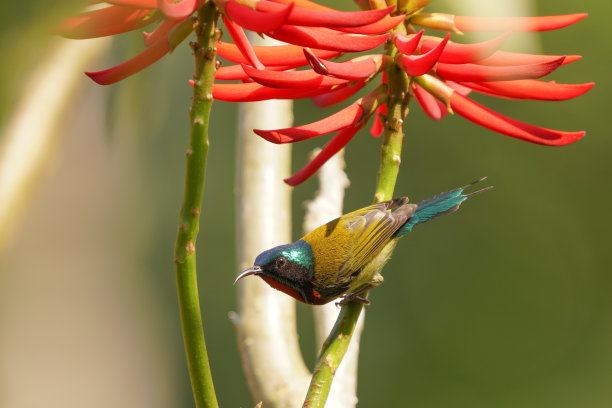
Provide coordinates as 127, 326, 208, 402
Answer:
335, 199, 416, 283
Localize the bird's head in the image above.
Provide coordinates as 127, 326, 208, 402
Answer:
235, 240, 323, 304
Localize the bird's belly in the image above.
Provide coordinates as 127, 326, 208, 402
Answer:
347, 240, 398, 292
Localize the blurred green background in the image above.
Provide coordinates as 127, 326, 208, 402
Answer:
1, 0, 611, 407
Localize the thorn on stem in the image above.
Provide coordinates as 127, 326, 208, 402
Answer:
186, 240, 196, 255
389, 117, 403, 131
205, 46, 216, 60
214, 28, 222, 41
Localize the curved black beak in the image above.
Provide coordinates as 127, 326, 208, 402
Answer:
233, 266, 262, 285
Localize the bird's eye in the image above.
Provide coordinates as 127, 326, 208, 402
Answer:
276, 256, 286, 268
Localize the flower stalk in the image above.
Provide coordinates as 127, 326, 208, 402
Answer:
302, 28, 410, 408
173, 2, 220, 408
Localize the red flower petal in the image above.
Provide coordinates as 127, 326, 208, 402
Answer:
212, 82, 337, 101
450, 92, 585, 145
225, 0, 293, 33
370, 103, 387, 137
413, 83, 447, 120
86, 35, 169, 84
393, 30, 424, 56
461, 79, 594, 101
436, 57, 564, 82
106, 0, 157, 7
285, 126, 361, 186
454, 13, 587, 32
445, 80, 472, 96
267, 25, 390, 52
455, 81, 520, 100
256, 1, 395, 28
398, 33, 449, 76
222, 16, 264, 69
217, 41, 340, 66
157, 0, 199, 20
267, 0, 332, 11
254, 103, 363, 143
311, 81, 366, 107
304, 49, 387, 80
215, 64, 292, 80
57, 5, 156, 39
420, 32, 510, 64
241, 64, 349, 88
476, 51, 580, 66
143, 18, 178, 46
410, 13, 462, 34
456, 81, 519, 99
333, 14, 405, 35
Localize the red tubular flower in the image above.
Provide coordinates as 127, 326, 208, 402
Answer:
217, 41, 340, 66
435, 57, 565, 82
62, 0, 593, 186
59, 0, 197, 84
413, 74, 585, 146
419, 32, 511, 64
284, 125, 361, 187
311, 82, 366, 108
461, 80, 594, 101
450, 91, 584, 146
224, 1, 293, 33
57, 6, 158, 39
397, 34, 449, 76
393, 30, 424, 55
241, 64, 349, 88
304, 49, 390, 81
254, 102, 364, 143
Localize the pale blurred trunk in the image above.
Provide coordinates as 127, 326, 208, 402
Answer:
0, 37, 111, 251
232, 33, 363, 407
232, 33, 310, 408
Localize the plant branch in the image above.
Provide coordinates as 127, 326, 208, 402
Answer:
173, 2, 220, 407
302, 40, 410, 408
305, 148, 364, 408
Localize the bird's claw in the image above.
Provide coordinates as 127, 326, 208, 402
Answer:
335, 295, 371, 308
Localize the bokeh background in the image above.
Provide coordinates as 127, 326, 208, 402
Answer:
1, 0, 611, 407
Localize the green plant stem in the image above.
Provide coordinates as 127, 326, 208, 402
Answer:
173, 2, 220, 408
302, 46, 410, 408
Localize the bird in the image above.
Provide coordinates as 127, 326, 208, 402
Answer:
234, 177, 492, 306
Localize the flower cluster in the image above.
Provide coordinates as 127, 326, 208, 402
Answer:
59, 0, 593, 186
58, 0, 204, 84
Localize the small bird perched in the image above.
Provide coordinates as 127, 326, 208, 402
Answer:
235, 178, 492, 306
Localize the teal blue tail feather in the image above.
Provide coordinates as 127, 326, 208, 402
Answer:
393, 177, 492, 237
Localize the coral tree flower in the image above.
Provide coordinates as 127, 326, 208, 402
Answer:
60, 0, 593, 186
214, 0, 592, 185
58, 0, 202, 84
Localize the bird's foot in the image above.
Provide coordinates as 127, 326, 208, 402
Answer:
335, 295, 371, 308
